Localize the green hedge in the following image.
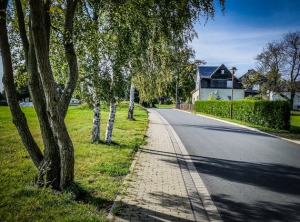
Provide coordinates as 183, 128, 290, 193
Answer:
194, 100, 290, 130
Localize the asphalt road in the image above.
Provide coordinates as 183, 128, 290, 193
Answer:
154, 108, 300, 222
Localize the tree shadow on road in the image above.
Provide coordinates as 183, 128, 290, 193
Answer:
173, 123, 276, 138
141, 148, 300, 196
190, 155, 300, 196
211, 194, 300, 222
146, 148, 300, 221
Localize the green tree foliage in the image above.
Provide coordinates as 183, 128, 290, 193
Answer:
208, 92, 214, 100
110, 0, 225, 104
1, 0, 226, 190
240, 69, 266, 91
174, 59, 207, 103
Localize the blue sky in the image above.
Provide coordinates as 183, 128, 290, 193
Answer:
1, 0, 300, 91
191, 0, 300, 77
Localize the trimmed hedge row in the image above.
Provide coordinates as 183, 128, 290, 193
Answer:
194, 100, 290, 130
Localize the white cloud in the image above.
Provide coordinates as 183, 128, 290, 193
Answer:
190, 26, 293, 77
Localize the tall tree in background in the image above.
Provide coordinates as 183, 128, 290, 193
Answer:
239, 69, 267, 96
178, 59, 206, 103
255, 41, 284, 94
255, 30, 300, 108
282, 31, 300, 107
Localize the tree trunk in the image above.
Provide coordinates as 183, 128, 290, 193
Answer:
127, 83, 135, 120
91, 102, 101, 143
30, 0, 76, 189
14, 0, 62, 188
0, 0, 44, 169
28, 39, 61, 188
105, 101, 117, 144
290, 89, 296, 110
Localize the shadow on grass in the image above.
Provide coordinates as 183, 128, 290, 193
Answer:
127, 118, 137, 121
67, 182, 112, 210
96, 138, 146, 150
290, 125, 300, 134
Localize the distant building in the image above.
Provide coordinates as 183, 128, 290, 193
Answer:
269, 92, 300, 110
239, 69, 260, 97
191, 64, 244, 103
69, 98, 80, 106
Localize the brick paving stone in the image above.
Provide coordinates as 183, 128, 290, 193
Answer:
109, 109, 216, 222
110, 109, 195, 222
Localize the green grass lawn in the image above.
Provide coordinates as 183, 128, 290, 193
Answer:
154, 104, 174, 109
0, 102, 148, 221
289, 111, 300, 136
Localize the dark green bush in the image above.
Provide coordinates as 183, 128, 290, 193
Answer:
194, 100, 290, 130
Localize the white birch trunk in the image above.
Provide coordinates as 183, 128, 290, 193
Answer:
127, 83, 135, 120
91, 102, 101, 143
105, 101, 116, 144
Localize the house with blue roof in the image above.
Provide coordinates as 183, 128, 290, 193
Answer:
191, 64, 244, 103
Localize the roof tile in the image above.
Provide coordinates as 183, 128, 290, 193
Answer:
199, 66, 219, 77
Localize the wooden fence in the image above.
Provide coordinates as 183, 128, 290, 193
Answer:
180, 104, 194, 111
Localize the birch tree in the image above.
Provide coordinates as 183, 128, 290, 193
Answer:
1, 0, 226, 190
94, 0, 226, 134
103, 59, 128, 143
127, 83, 135, 120
75, 0, 105, 143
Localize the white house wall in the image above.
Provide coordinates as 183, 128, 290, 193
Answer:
192, 89, 244, 104
195, 69, 200, 90
269, 92, 300, 109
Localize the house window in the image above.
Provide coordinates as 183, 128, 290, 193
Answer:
221, 70, 224, 74
227, 80, 232, 88
253, 84, 259, 90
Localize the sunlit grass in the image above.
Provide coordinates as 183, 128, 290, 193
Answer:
0, 102, 148, 221
155, 103, 173, 108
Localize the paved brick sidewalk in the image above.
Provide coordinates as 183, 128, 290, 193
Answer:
108, 109, 219, 222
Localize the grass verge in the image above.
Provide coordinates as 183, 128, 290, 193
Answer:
0, 102, 148, 222
154, 104, 173, 109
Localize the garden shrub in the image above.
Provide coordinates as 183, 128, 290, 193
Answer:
194, 100, 290, 130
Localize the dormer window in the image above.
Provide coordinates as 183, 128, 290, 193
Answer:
221, 70, 224, 74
